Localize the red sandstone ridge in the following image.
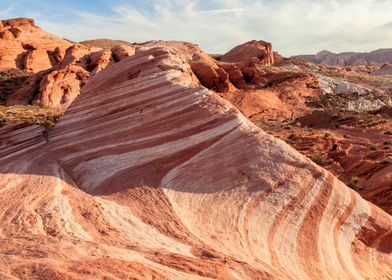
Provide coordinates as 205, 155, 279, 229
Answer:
0, 18, 71, 72
5, 35, 276, 109
0, 18, 277, 108
1, 46, 391, 280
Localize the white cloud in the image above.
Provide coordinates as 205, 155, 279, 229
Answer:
3, 0, 392, 56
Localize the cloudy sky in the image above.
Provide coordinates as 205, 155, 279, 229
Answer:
0, 0, 391, 56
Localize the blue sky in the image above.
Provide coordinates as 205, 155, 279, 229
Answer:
1, 0, 392, 56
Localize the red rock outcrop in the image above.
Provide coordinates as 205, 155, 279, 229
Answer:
111, 44, 136, 61
221, 40, 275, 66
0, 47, 391, 279
0, 18, 72, 72
110, 44, 134, 61
140, 41, 236, 92
1, 17, 279, 108
6, 44, 111, 109
222, 72, 320, 123
23, 49, 54, 72
140, 40, 277, 93
216, 40, 276, 89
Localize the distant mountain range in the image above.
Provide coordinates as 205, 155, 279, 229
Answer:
293, 49, 392, 66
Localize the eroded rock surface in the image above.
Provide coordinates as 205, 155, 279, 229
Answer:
6, 44, 108, 109
1, 47, 391, 280
234, 58, 392, 215
0, 18, 71, 72
221, 40, 274, 66
6, 38, 280, 109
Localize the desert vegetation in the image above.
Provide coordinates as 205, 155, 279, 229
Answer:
0, 105, 63, 128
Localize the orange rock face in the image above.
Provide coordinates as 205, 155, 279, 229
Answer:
0, 18, 71, 72
1, 47, 391, 279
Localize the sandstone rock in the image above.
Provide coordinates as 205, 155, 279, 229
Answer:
0, 29, 15, 40
32, 65, 90, 109
222, 72, 320, 122
60, 44, 92, 66
89, 49, 113, 74
0, 40, 25, 69
8, 44, 110, 109
52, 46, 66, 64
188, 58, 233, 92
140, 41, 235, 92
8, 27, 21, 38
80, 39, 133, 49
0, 47, 391, 279
0, 17, 71, 71
1, 18, 35, 27
23, 49, 53, 72
221, 40, 275, 66
111, 44, 136, 61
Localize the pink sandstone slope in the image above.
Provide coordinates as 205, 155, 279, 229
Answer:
0, 47, 391, 279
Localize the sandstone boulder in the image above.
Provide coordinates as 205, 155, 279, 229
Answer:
139, 41, 235, 92
221, 40, 275, 66
60, 44, 92, 66
32, 65, 90, 109
89, 49, 113, 74
111, 44, 136, 61
23, 49, 53, 72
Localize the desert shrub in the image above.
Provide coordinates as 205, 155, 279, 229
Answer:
310, 156, 324, 166
0, 105, 63, 128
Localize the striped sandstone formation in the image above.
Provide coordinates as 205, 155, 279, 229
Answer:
0, 46, 391, 279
